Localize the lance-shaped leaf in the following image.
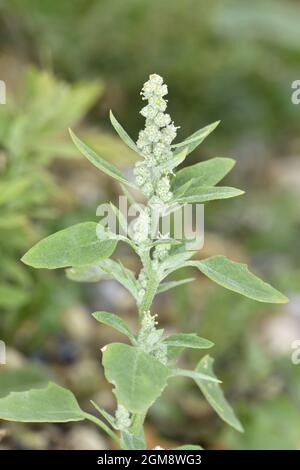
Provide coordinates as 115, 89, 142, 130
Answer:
110, 202, 128, 236
92, 311, 136, 344
157, 278, 195, 294
163, 333, 214, 350
0, 382, 84, 422
189, 255, 288, 303
160, 251, 197, 277
171, 368, 221, 384
158, 147, 188, 173
175, 186, 244, 204
173, 179, 195, 198
173, 121, 220, 155
102, 343, 171, 413
69, 128, 137, 188
195, 355, 243, 432
172, 157, 236, 192
22, 222, 117, 269
98, 259, 138, 299
66, 264, 109, 283
90, 400, 116, 429
109, 110, 139, 155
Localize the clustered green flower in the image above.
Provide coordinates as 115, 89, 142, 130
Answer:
114, 404, 131, 431
137, 311, 168, 365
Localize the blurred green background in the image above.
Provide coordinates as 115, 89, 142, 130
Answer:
0, 0, 299, 450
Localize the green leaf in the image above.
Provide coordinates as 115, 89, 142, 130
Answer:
160, 251, 196, 276
158, 147, 188, 173
163, 334, 214, 350
0, 382, 84, 422
174, 445, 203, 450
171, 368, 221, 383
167, 346, 185, 362
173, 179, 195, 198
92, 311, 136, 343
21, 222, 117, 269
157, 278, 195, 294
190, 255, 288, 303
102, 343, 171, 413
0, 365, 50, 399
195, 355, 243, 432
173, 121, 220, 155
109, 110, 139, 155
90, 400, 116, 429
66, 264, 109, 282
110, 202, 128, 235
175, 186, 244, 204
69, 128, 136, 188
172, 157, 236, 192
98, 259, 138, 299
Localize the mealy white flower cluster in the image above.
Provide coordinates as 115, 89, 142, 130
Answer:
132, 74, 177, 258
114, 404, 131, 431
131, 208, 150, 244
137, 311, 168, 365
133, 74, 178, 204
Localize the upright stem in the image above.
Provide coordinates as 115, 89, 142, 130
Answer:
138, 247, 159, 318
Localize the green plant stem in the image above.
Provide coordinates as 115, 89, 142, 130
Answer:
129, 412, 147, 449
138, 247, 159, 317
83, 411, 120, 445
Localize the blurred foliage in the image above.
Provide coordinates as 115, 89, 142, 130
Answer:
1, 0, 300, 145
0, 67, 101, 346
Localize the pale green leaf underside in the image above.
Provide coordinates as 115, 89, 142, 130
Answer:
157, 278, 195, 294
172, 157, 236, 192
195, 355, 243, 432
98, 259, 138, 299
102, 343, 171, 413
173, 121, 220, 155
66, 264, 108, 283
160, 251, 196, 275
0, 365, 50, 399
172, 368, 221, 384
163, 333, 214, 350
21, 222, 117, 269
0, 382, 84, 422
158, 147, 188, 173
109, 110, 140, 155
92, 311, 136, 343
175, 186, 244, 204
190, 255, 288, 303
90, 400, 116, 429
69, 128, 136, 188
